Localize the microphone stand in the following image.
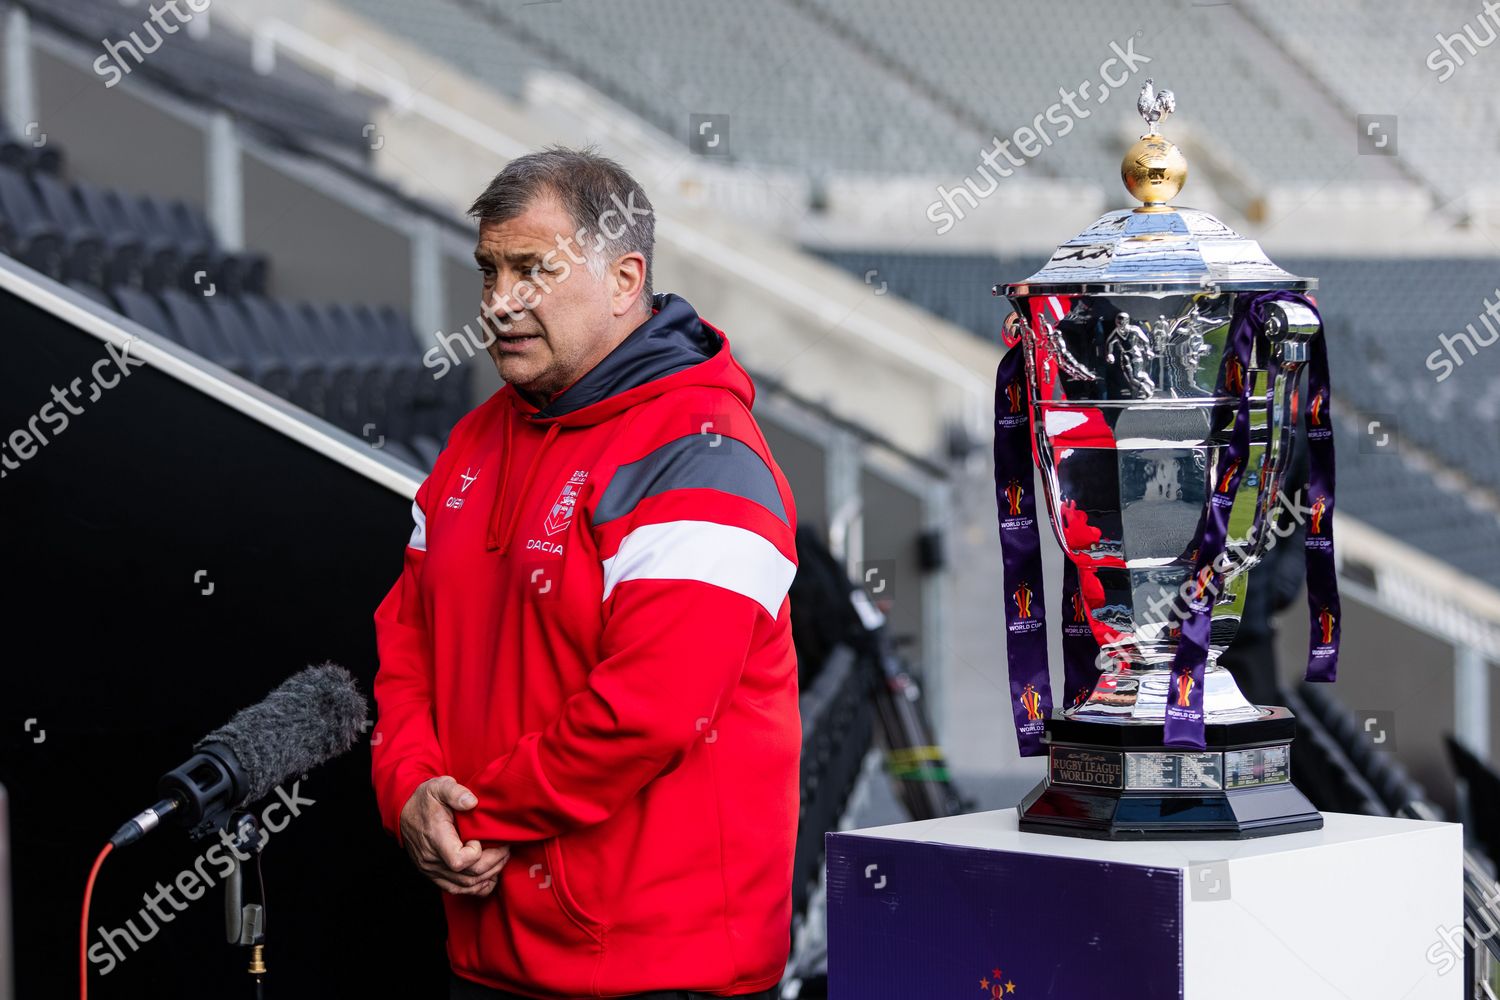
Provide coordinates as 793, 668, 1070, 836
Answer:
221, 811, 268, 998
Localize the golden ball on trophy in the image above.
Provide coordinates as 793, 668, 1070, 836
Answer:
1122, 135, 1187, 209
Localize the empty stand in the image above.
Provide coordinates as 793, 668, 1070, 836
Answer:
0, 116, 461, 469
30, 0, 380, 156
340, 0, 989, 177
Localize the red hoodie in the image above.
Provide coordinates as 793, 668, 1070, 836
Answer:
371, 294, 800, 997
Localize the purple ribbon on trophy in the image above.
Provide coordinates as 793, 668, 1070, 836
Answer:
1301, 307, 1341, 686
994, 290, 1340, 755
994, 344, 1099, 756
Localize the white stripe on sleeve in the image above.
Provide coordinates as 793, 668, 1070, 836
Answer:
600, 520, 795, 617
408, 500, 427, 552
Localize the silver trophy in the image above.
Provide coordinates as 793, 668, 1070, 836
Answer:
1000, 82, 1327, 838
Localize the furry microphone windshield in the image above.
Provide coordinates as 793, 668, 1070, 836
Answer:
194, 662, 369, 804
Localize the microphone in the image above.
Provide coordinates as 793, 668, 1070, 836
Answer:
110, 663, 368, 848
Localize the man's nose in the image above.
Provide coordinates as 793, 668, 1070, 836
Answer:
492, 280, 534, 319
484, 287, 523, 325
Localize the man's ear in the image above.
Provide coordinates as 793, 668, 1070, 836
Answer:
609, 252, 648, 317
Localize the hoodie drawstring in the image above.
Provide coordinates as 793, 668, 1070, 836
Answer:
485, 406, 515, 552
487, 409, 562, 555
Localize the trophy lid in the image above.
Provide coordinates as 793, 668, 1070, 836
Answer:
1002, 80, 1314, 297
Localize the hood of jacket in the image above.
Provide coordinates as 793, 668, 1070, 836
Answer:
507, 291, 751, 426
485, 292, 753, 553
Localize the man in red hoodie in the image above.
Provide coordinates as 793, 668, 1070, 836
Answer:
371, 146, 800, 1000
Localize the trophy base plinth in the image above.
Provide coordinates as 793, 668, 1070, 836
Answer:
1017, 706, 1323, 841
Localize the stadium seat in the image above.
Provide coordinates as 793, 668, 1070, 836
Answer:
29, 172, 106, 286
0, 164, 64, 279
133, 194, 213, 295
159, 288, 249, 378
1447, 736, 1500, 866
70, 180, 147, 288
408, 434, 443, 469
378, 439, 424, 469
239, 294, 332, 418
0, 118, 63, 175
64, 278, 112, 308
204, 295, 293, 398
95, 187, 182, 293
110, 285, 179, 347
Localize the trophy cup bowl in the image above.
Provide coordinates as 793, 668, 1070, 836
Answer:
1008, 285, 1318, 725
1000, 83, 1328, 839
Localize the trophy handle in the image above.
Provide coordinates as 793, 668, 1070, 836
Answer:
1262, 300, 1320, 363
1245, 300, 1320, 563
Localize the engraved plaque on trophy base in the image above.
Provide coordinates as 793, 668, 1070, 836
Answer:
1017, 706, 1323, 840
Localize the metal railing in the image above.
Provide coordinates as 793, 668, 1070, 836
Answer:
1465, 854, 1500, 999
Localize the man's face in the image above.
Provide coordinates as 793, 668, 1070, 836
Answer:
474, 194, 616, 399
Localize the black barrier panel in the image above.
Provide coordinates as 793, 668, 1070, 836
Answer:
0, 285, 448, 997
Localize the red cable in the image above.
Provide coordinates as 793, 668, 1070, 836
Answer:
80, 842, 113, 1000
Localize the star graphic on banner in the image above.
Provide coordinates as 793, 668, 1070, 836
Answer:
992, 968, 1003, 979
1006, 982, 1016, 994
979, 978, 989, 991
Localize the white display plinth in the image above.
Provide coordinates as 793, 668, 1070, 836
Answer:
825, 810, 1463, 999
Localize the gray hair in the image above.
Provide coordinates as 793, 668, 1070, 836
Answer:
468, 145, 655, 302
